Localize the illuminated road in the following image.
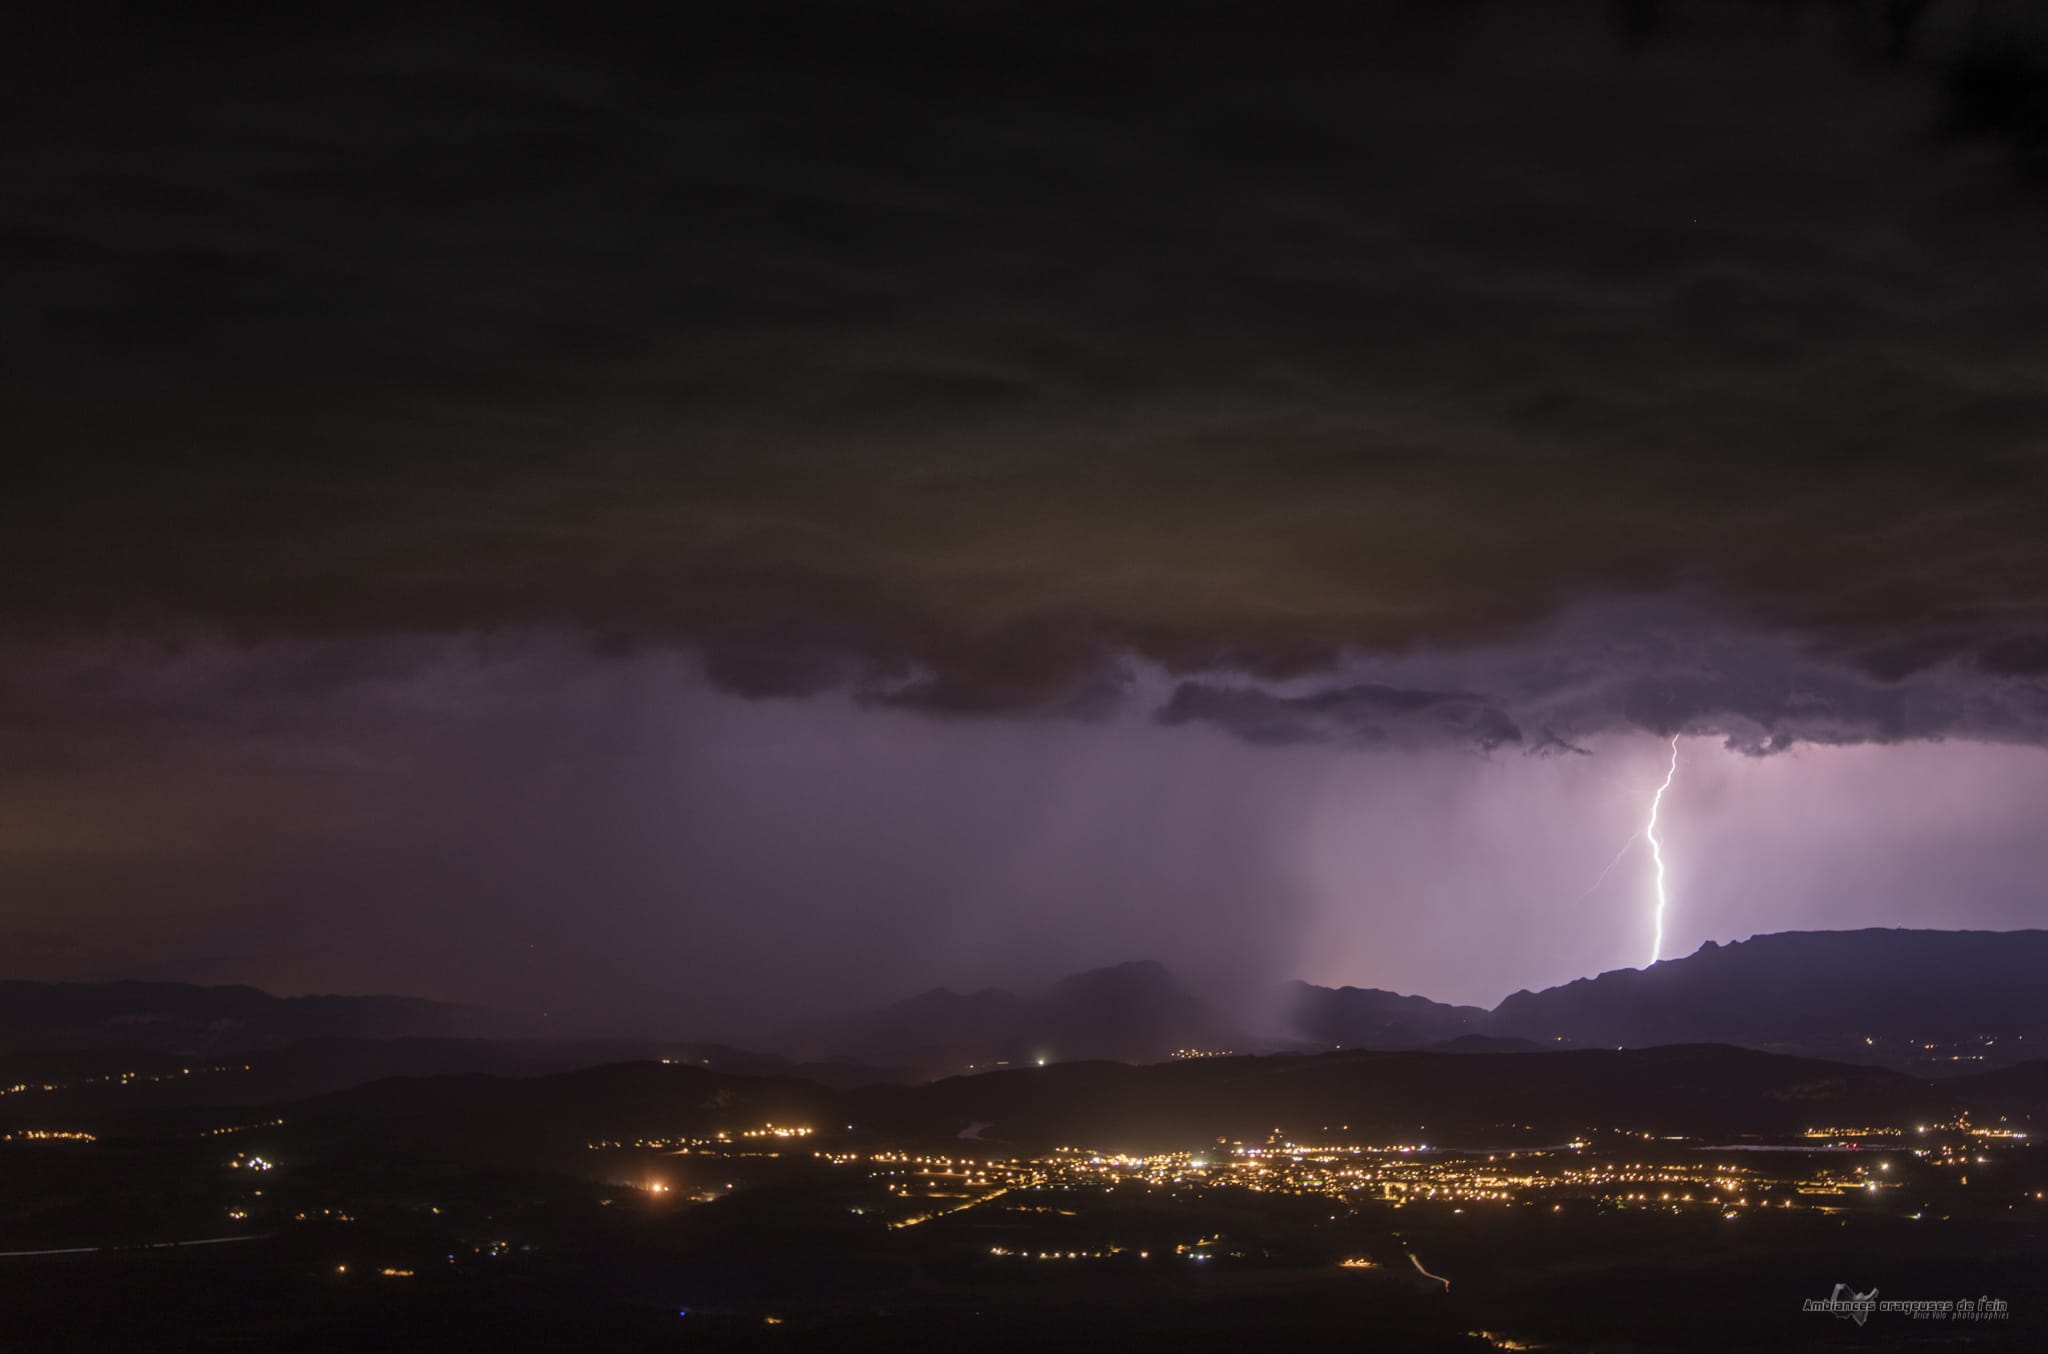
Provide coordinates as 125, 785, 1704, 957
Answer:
1408, 1251, 1450, 1291
0, 1233, 269, 1259
888, 1185, 1013, 1230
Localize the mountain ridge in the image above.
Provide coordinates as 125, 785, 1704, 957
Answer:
10, 927, 2047, 1076
0, 978, 500, 1055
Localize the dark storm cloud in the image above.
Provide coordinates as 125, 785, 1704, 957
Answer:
5, 1, 2048, 746
1147, 597, 2048, 754
1156, 681, 1525, 751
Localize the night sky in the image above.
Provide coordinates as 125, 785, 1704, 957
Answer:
6, 2, 2048, 1037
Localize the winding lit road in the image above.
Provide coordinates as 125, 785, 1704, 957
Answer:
0, 1233, 269, 1259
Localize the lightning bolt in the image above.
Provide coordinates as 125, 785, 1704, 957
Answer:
1576, 829, 1639, 902
1644, 734, 1681, 967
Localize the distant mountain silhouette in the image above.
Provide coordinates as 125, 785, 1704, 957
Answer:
777, 960, 1230, 1074
1283, 981, 1486, 1049
788, 985, 1033, 1064
1486, 929, 2048, 1066
14, 927, 2046, 1079
780, 929, 2048, 1076
0, 980, 498, 1055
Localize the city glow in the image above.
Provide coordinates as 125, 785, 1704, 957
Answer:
1, 1129, 96, 1143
